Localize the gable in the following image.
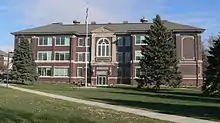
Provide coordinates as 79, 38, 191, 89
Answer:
91, 26, 114, 33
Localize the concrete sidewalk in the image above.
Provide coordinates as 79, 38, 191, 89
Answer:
0, 84, 219, 123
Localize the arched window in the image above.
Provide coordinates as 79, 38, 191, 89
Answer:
97, 38, 110, 57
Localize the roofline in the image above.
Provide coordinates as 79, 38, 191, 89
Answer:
11, 31, 79, 36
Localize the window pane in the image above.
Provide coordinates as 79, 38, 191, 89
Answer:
61, 37, 65, 45
78, 38, 84, 46
47, 52, 52, 60
77, 68, 83, 77
56, 37, 60, 45
117, 52, 123, 62
39, 37, 44, 45
38, 53, 42, 60
55, 53, 59, 60
65, 53, 70, 60
140, 36, 145, 44
98, 46, 101, 56
136, 68, 141, 77
101, 45, 105, 56
78, 53, 83, 61
43, 53, 47, 60
46, 68, 52, 76
125, 37, 131, 46
60, 53, 65, 60
106, 45, 109, 56
48, 37, 52, 45
54, 68, 68, 76
125, 52, 131, 62
65, 37, 70, 46
117, 37, 123, 46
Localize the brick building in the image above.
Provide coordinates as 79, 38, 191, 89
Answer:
12, 19, 205, 86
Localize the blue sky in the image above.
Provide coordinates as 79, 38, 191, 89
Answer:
0, 0, 220, 51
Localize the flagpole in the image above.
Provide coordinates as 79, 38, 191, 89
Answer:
85, 7, 89, 87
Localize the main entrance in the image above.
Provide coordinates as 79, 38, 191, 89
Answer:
97, 75, 108, 85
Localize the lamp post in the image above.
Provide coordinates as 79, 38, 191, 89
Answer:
6, 51, 13, 88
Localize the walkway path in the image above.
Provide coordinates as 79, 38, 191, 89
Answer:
1, 84, 219, 123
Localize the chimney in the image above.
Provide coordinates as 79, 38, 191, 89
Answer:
73, 20, 80, 24
91, 21, 96, 24
52, 22, 63, 25
140, 17, 148, 23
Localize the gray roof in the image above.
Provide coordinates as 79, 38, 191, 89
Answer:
12, 20, 205, 35
0, 50, 8, 56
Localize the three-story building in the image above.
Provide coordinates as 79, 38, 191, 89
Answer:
12, 19, 205, 87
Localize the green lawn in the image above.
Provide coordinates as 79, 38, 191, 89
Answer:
16, 83, 220, 121
0, 87, 170, 123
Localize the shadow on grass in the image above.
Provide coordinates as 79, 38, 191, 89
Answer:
0, 107, 95, 123
88, 97, 220, 121
106, 91, 220, 104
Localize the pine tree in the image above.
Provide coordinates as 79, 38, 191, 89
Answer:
202, 35, 220, 96
12, 37, 38, 84
139, 15, 182, 90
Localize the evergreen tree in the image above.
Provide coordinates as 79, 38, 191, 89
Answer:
12, 37, 38, 84
203, 35, 220, 96
139, 15, 182, 89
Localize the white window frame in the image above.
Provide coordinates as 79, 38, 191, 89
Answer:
117, 36, 123, 46
54, 67, 69, 77
78, 38, 84, 47
37, 67, 52, 77
96, 38, 111, 57
37, 51, 52, 61
54, 51, 70, 61
135, 35, 147, 45
55, 36, 70, 46
38, 37, 52, 46
77, 67, 83, 77
135, 50, 143, 61
77, 52, 84, 62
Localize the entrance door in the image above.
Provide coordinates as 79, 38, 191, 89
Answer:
97, 75, 107, 85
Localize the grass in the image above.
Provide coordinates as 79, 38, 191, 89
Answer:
0, 87, 170, 123
16, 83, 220, 121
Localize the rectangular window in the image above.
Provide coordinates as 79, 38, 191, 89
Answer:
78, 38, 84, 46
135, 51, 143, 61
135, 35, 146, 45
117, 52, 123, 62
54, 68, 69, 76
117, 36, 123, 46
77, 52, 84, 62
125, 52, 131, 62
38, 67, 52, 76
37, 52, 52, 61
124, 36, 131, 46
77, 67, 83, 77
135, 67, 142, 77
38, 37, 52, 46
56, 36, 70, 46
55, 52, 70, 60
